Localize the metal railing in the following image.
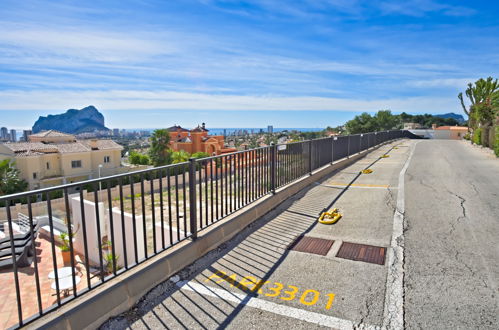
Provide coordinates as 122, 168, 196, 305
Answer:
0, 129, 411, 328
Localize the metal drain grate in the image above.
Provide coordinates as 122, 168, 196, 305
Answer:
336, 242, 386, 265
288, 236, 334, 256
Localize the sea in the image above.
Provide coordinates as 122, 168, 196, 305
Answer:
8, 127, 323, 141
127, 127, 324, 135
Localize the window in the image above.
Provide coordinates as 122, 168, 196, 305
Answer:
33, 172, 37, 179
71, 160, 82, 168
46, 162, 50, 170
104, 156, 110, 163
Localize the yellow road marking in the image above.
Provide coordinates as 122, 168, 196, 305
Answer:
327, 182, 390, 188
204, 272, 336, 310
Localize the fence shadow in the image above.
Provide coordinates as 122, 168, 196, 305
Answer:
100, 141, 402, 329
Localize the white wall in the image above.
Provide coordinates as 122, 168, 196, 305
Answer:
433, 130, 452, 139
70, 197, 106, 267
107, 208, 145, 268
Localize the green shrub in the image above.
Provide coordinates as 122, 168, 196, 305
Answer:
463, 132, 471, 140
191, 152, 210, 159
129, 151, 150, 165
473, 128, 482, 145
495, 126, 499, 157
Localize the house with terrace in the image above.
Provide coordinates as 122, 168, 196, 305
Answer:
168, 123, 237, 156
0, 130, 124, 189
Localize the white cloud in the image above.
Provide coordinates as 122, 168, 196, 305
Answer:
406, 78, 477, 88
0, 89, 457, 113
0, 24, 177, 63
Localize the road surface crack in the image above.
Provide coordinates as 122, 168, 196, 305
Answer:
354, 288, 375, 329
447, 190, 467, 235
385, 186, 397, 213
469, 182, 480, 196
418, 177, 439, 194
454, 250, 475, 276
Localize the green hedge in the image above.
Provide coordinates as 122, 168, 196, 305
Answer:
495, 126, 499, 157
473, 128, 482, 145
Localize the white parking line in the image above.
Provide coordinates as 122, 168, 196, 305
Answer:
382, 140, 419, 329
176, 280, 378, 330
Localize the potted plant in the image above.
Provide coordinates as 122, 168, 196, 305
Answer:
59, 232, 73, 265
58, 225, 79, 265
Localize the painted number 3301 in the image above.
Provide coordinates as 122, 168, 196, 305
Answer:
205, 271, 335, 310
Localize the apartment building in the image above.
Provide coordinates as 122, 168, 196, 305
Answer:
0, 130, 124, 189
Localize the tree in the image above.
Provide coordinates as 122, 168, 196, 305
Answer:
375, 110, 400, 130
474, 99, 498, 127
458, 77, 499, 127
129, 151, 150, 165
345, 112, 377, 134
0, 160, 28, 196
492, 92, 499, 125
171, 150, 190, 164
148, 129, 171, 166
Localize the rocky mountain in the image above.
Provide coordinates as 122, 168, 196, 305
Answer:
434, 113, 465, 123
32, 105, 110, 134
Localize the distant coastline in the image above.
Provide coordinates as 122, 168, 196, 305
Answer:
124, 127, 324, 135
9, 127, 323, 141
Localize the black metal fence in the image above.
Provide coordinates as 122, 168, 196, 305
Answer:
0, 129, 410, 328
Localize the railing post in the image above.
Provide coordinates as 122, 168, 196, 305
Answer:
188, 158, 197, 240
308, 140, 313, 175
347, 135, 351, 158
359, 134, 363, 153
331, 137, 335, 165
270, 144, 276, 194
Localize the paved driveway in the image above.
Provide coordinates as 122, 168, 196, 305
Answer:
101, 139, 498, 330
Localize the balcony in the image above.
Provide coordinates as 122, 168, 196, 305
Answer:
0, 130, 411, 329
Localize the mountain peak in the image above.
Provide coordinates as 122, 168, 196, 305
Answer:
32, 106, 110, 134
434, 113, 465, 123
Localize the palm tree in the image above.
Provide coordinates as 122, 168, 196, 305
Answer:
148, 129, 171, 166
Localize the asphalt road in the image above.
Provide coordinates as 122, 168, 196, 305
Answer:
404, 140, 499, 329
100, 139, 498, 330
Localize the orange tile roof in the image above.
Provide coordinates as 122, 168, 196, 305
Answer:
29, 130, 75, 138
3, 139, 122, 155
435, 126, 468, 130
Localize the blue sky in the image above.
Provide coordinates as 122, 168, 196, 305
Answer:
0, 0, 498, 129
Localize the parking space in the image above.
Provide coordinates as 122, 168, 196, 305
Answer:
102, 139, 415, 330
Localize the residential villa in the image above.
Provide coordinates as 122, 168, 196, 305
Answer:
0, 130, 124, 189
434, 125, 469, 139
168, 123, 237, 155
407, 124, 468, 139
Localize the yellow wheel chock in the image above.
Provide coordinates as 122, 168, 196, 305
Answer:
380, 155, 390, 158
318, 208, 342, 224
361, 169, 373, 174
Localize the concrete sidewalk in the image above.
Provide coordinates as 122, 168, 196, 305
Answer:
101, 140, 413, 329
